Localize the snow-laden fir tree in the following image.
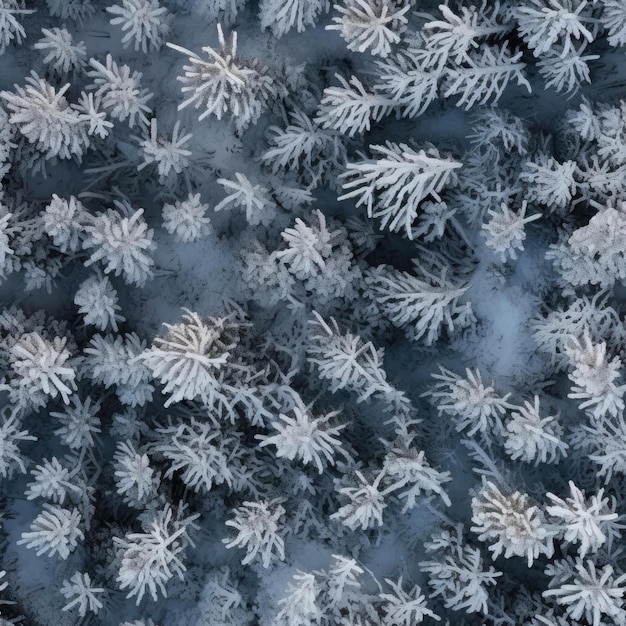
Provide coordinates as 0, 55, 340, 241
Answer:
275, 572, 322, 625
0, 72, 89, 160
520, 154, 577, 213
372, 49, 440, 118
152, 418, 233, 493
136, 118, 192, 183
339, 141, 462, 239
223, 499, 286, 567
82, 202, 156, 287
162, 193, 212, 242
468, 106, 529, 154
546, 481, 623, 557
138, 307, 243, 408
331, 469, 387, 530
366, 262, 473, 345
17, 503, 83, 559
419, 525, 502, 614
306, 311, 393, 403
315, 74, 394, 137
74, 273, 125, 332
214, 172, 275, 226
482, 201, 541, 262
601, 0, 626, 46
442, 43, 531, 110
537, 44, 599, 94
274, 209, 360, 304
59, 572, 104, 617
327, 0, 411, 57
46, 0, 94, 22
168, 24, 284, 132
83, 332, 154, 406
551, 203, 626, 289
50, 395, 102, 450
261, 109, 346, 187
471, 479, 555, 566
9, 331, 77, 406
422, 2, 512, 66
25, 456, 83, 505
86, 54, 153, 128
106, 0, 171, 53
113, 440, 159, 506
259, 0, 329, 37
41, 195, 88, 254
511, 0, 595, 57
379, 577, 440, 624
530, 292, 625, 370
382, 439, 452, 510
543, 558, 626, 626
33, 27, 87, 74
0, 1, 34, 55
115, 504, 199, 604
257, 405, 347, 473
504, 396, 568, 465
0, 407, 36, 479
565, 332, 626, 420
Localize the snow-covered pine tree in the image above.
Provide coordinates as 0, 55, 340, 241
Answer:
82, 202, 156, 287
50, 395, 102, 450
471, 479, 555, 566
520, 154, 578, 213
372, 50, 440, 118
59, 572, 104, 617
33, 27, 87, 74
152, 417, 233, 493
543, 558, 626, 626
442, 43, 531, 110
214, 172, 275, 226
546, 481, 623, 557
422, 2, 512, 65
136, 118, 192, 183
223, 499, 286, 567
168, 24, 284, 132
113, 440, 159, 506
379, 577, 440, 624
419, 525, 502, 614
327, 0, 411, 57
481, 201, 541, 262
74, 273, 125, 332
0, 1, 35, 55
17, 503, 83, 559
115, 505, 199, 604
162, 193, 212, 242
504, 396, 568, 464
315, 74, 395, 137
565, 332, 626, 421
259, 0, 329, 37
137, 307, 243, 409
41, 195, 88, 254
86, 54, 153, 128
339, 141, 462, 238
46, 0, 94, 22
424, 366, 512, 440
0, 72, 90, 160
331, 469, 387, 530
261, 109, 346, 187
365, 261, 473, 345
0, 407, 36, 479
511, 0, 595, 57
9, 331, 77, 406
257, 404, 347, 473
106, 0, 171, 53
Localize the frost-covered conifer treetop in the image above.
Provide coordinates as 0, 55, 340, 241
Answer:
0, 0, 625, 624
